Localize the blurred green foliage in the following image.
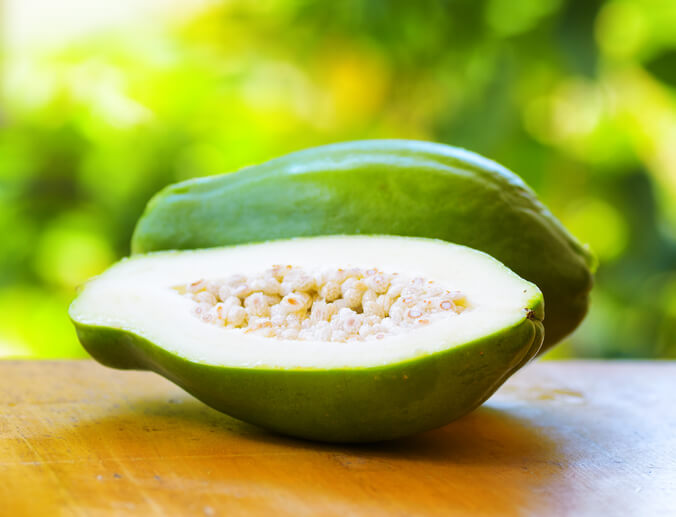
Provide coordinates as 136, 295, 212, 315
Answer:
1, 0, 675, 358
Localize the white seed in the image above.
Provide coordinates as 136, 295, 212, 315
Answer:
313, 322, 332, 341
359, 325, 373, 338
244, 292, 271, 317
217, 285, 232, 301
204, 281, 220, 296
195, 291, 217, 305
343, 314, 362, 335
364, 314, 381, 326
281, 292, 312, 312
440, 300, 454, 311
280, 328, 299, 340
319, 281, 341, 302
298, 328, 315, 340
193, 302, 212, 316
339, 277, 359, 295
232, 284, 252, 299
228, 306, 247, 326
328, 269, 348, 284
364, 300, 385, 318
336, 308, 362, 334
210, 308, 226, 326
401, 285, 422, 298
362, 289, 377, 306
365, 274, 390, 294
337, 307, 355, 319
264, 279, 282, 296
250, 277, 280, 296
329, 299, 348, 317
342, 288, 363, 309
331, 329, 347, 342
285, 313, 303, 329
278, 281, 293, 296
188, 279, 207, 293
378, 294, 395, 314
223, 296, 242, 311
288, 273, 316, 292
226, 274, 247, 286
425, 285, 445, 297
214, 303, 226, 320
389, 304, 404, 322
310, 300, 331, 322
408, 309, 422, 319
268, 265, 286, 281
254, 322, 276, 337
387, 281, 404, 298
249, 278, 266, 292
400, 296, 417, 307
269, 304, 285, 320
276, 299, 297, 317
247, 316, 265, 328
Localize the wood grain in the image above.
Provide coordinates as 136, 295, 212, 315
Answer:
0, 360, 674, 516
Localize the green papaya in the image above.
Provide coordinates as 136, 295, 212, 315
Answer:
131, 140, 594, 350
70, 235, 544, 442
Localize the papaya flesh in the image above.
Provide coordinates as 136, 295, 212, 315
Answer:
70, 236, 544, 442
131, 139, 594, 350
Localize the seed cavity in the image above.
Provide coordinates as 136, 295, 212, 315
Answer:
178, 266, 469, 342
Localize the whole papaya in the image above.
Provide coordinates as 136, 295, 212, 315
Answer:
131, 139, 594, 350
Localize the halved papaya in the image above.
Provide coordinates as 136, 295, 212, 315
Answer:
70, 235, 543, 442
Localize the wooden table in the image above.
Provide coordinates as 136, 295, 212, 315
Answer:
0, 360, 674, 516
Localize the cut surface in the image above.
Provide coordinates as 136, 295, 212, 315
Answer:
70, 235, 543, 369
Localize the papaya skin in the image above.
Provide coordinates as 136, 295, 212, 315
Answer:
71, 297, 543, 443
131, 139, 594, 350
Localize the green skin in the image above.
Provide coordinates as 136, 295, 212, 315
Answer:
71, 295, 543, 443
131, 140, 594, 351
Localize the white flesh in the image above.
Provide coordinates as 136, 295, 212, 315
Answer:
69, 235, 541, 368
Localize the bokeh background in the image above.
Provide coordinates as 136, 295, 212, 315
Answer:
1, 0, 675, 359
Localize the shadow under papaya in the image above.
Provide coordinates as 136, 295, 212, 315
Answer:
47, 395, 565, 516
